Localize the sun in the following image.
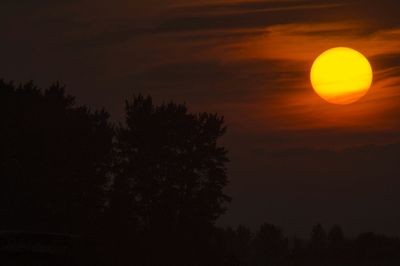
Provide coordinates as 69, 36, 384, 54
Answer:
310, 47, 373, 105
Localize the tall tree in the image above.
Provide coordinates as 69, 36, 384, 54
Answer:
110, 95, 230, 262
0, 80, 114, 234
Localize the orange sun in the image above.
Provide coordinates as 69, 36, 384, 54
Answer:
310, 47, 373, 105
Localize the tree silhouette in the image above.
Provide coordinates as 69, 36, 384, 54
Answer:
108, 94, 230, 264
328, 225, 346, 259
220, 225, 253, 265
310, 224, 328, 258
4, 79, 400, 265
252, 223, 288, 265
291, 236, 306, 259
0, 80, 113, 235
234, 225, 253, 263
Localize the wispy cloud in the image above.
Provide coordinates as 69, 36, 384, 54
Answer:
157, 0, 349, 32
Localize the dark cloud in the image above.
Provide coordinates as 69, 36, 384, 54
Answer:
369, 53, 400, 85
0, 0, 76, 4
151, 0, 400, 38
131, 59, 306, 104
157, 1, 348, 32
62, 0, 400, 48
169, 29, 267, 42
178, 0, 342, 13
0, 0, 79, 16
346, 0, 400, 30
371, 53, 400, 70
64, 25, 149, 50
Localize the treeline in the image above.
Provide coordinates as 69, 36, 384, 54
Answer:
1, 80, 400, 265
216, 223, 400, 265
0, 80, 229, 265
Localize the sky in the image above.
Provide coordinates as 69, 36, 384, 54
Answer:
2, 0, 400, 236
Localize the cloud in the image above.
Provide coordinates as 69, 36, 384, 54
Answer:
371, 53, 400, 73
156, 0, 349, 33
131, 59, 306, 105
177, 0, 346, 15
0, 0, 80, 17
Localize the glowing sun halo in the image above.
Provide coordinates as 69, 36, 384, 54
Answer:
310, 47, 373, 105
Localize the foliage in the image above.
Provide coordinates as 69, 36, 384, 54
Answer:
106, 95, 230, 264
0, 80, 114, 234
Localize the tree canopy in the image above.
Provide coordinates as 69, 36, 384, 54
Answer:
0, 80, 114, 234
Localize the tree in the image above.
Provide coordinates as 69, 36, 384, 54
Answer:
329, 225, 344, 245
0, 80, 114, 234
109, 95, 230, 263
234, 225, 253, 264
328, 225, 346, 258
310, 223, 328, 258
252, 223, 288, 265
217, 225, 253, 265
291, 236, 306, 259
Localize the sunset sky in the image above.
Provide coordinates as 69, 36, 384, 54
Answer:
2, 0, 400, 235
